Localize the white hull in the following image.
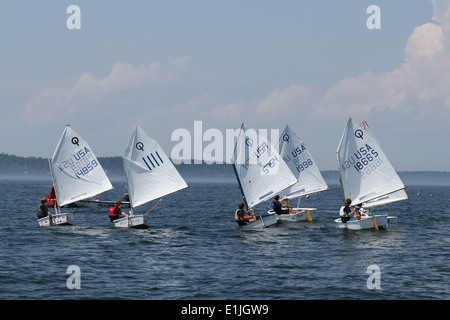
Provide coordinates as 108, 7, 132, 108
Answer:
38, 213, 74, 227
113, 215, 148, 229
241, 215, 277, 229
335, 214, 389, 230
268, 208, 318, 221
387, 216, 398, 225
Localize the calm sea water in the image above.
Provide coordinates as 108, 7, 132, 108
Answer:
0, 179, 449, 301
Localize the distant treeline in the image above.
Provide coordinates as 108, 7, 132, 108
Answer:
0, 153, 49, 174
0, 153, 120, 176
1, 153, 449, 185
0, 153, 129, 178
0, 153, 237, 181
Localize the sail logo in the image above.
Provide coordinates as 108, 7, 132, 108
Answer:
136, 142, 145, 151
71, 137, 80, 146
355, 129, 364, 139
142, 152, 164, 171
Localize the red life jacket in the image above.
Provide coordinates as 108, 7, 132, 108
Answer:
47, 185, 57, 206
109, 207, 120, 217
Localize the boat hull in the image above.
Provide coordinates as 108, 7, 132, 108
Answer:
335, 214, 388, 230
387, 216, 398, 225
268, 208, 318, 221
37, 213, 74, 227
113, 215, 148, 229
241, 214, 277, 229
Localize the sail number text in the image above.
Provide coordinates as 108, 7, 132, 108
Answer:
242, 142, 281, 175
283, 144, 315, 173
59, 147, 99, 179
341, 143, 384, 178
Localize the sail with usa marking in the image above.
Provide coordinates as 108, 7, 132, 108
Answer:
50, 125, 113, 207
336, 118, 407, 206
277, 125, 328, 200
232, 123, 297, 209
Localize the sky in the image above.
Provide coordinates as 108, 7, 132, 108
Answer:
1, 0, 449, 171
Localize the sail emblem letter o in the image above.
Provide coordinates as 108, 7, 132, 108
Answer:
71, 137, 79, 146
355, 130, 364, 139
136, 142, 144, 151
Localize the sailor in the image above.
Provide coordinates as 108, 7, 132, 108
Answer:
272, 195, 292, 215
235, 202, 255, 226
339, 198, 354, 223
37, 198, 52, 219
353, 203, 368, 220
109, 200, 128, 222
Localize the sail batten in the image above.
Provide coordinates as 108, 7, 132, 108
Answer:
123, 125, 188, 209
337, 118, 407, 207
362, 188, 408, 208
50, 126, 113, 207
232, 123, 297, 209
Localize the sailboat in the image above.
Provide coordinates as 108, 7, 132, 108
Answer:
231, 123, 297, 229
38, 125, 114, 226
268, 125, 329, 221
335, 118, 408, 230
113, 125, 188, 228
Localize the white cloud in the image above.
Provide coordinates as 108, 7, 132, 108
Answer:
184, 1, 450, 134
432, 0, 450, 30
248, 10, 450, 126
22, 1, 450, 130
23, 57, 189, 125
11, 0, 450, 170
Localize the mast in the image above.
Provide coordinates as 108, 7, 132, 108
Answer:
232, 160, 248, 211
231, 123, 248, 211
336, 142, 345, 203
121, 155, 134, 215
48, 158, 57, 225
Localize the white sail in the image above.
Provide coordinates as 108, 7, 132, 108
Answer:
337, 118, 407, 206
278, 125, 328, 199
50, 125, 113, 207
123, 125, 188, 209
232, 123, 297, 209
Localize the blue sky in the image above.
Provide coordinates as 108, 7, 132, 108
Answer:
2, 0, 449, 171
